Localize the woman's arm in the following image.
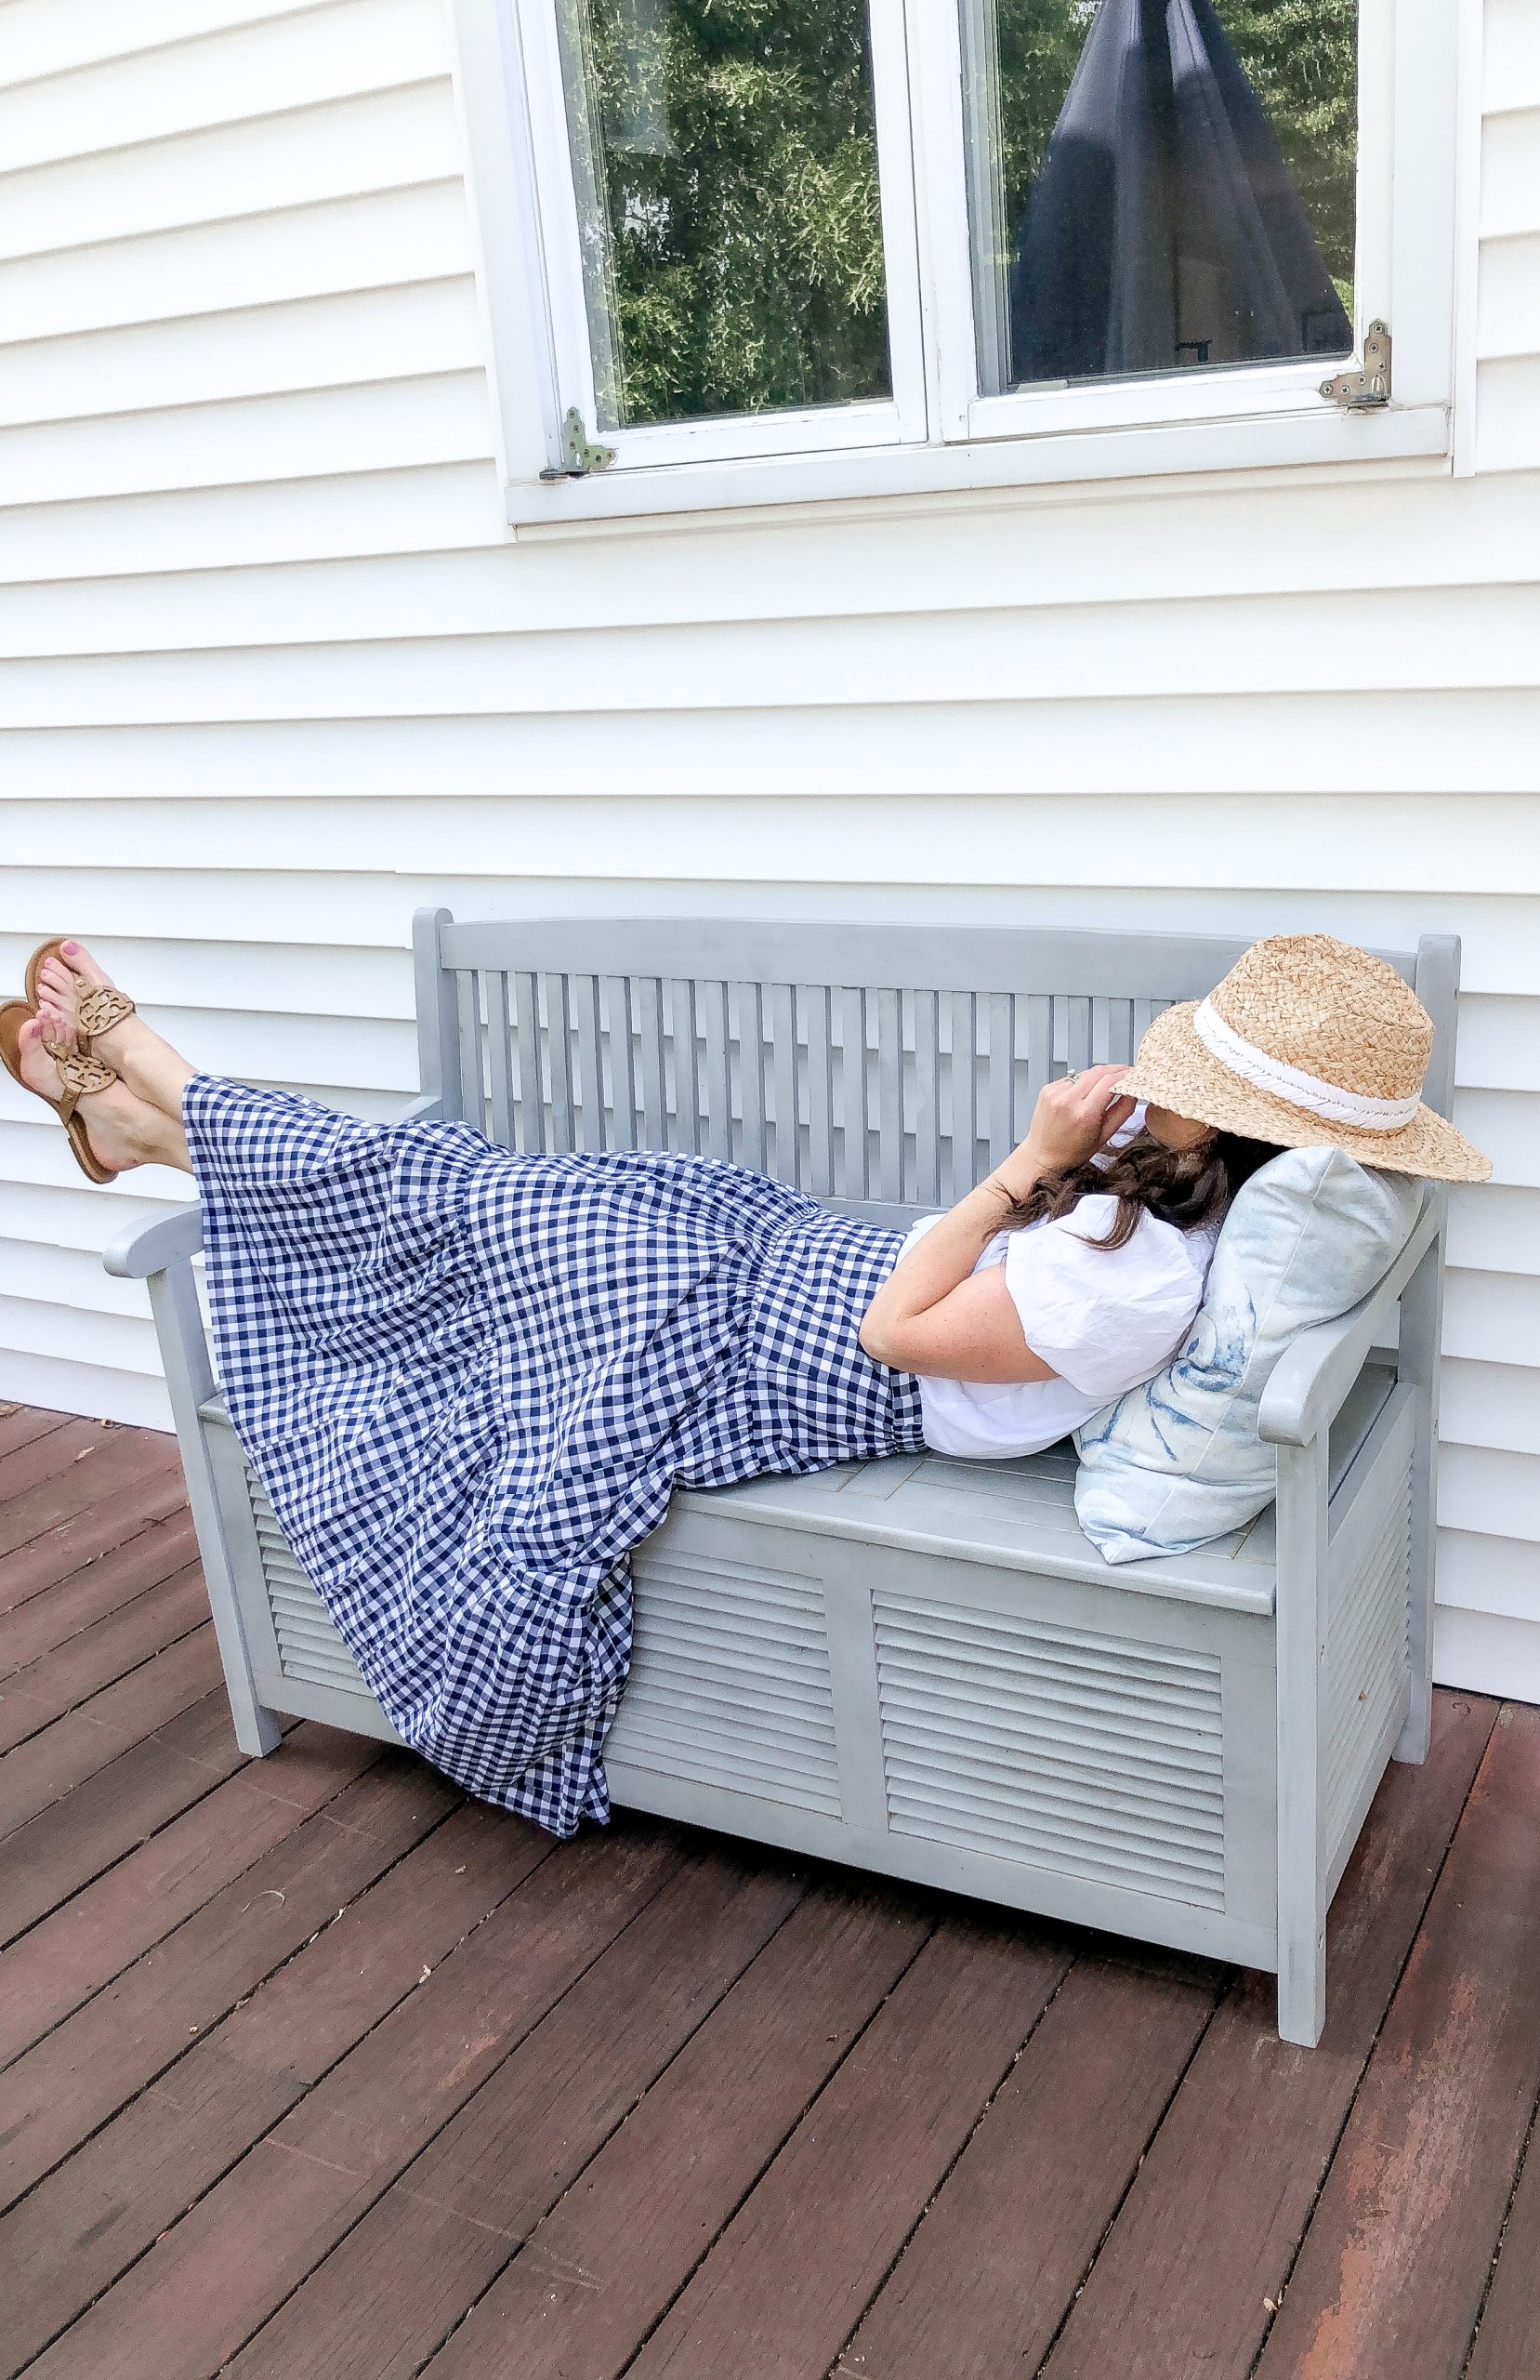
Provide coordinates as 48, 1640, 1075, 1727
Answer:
858, 1063, 1136, 1382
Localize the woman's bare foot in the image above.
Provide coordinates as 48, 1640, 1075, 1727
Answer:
16, 1004, 182, 1174
37, 941, 195, 1120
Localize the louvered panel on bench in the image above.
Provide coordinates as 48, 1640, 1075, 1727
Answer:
872, 1588, 1228, 1910
245, 1473, 371, 1696
606, 1546, 842, 1817
446, 962, 1170, 1214
1323, 1444, 1414, 1856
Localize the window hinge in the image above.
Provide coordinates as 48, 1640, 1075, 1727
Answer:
540, 407, 616, 480
1320, 321, 1391, 410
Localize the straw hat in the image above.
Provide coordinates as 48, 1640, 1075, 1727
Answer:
1115, 934, 1491, 1183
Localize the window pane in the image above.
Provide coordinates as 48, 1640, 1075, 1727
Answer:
960, 0, 1356, 393
554, 0, 892, 430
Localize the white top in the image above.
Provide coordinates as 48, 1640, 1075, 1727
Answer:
899, 1195, 1217, 1461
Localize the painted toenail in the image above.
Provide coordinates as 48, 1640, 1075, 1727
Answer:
62, 941, 78, 955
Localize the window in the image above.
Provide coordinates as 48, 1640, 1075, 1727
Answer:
451, 0, 1459, 520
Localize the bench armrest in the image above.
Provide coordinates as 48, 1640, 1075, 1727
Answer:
1257, 1189, 1444, 1449
103, 1202, 205, 1280
399, 1092, 444, 1123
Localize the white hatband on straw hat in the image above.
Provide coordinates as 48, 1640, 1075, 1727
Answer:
1115, 933, 1491, 1184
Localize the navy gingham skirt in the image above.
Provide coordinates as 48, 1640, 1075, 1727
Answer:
185, 1078, 924, 1834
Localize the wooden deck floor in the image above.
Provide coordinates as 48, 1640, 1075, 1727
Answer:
3, 1401, 1539, 2380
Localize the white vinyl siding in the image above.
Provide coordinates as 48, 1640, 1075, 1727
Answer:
0, 0, 1535, 1702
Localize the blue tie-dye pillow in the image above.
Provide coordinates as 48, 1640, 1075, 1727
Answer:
1073, 1146, 1425, 1563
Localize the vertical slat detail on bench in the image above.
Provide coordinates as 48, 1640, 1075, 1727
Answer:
1025, 993, 1052, 1132
1065, 994, 1092, 1075
454, 972, 483, 1131
987, 992, 1015, 1170
841, 987, 868, 1197
875, 986, 903, 1204
913, 989, 941, 1208
770, 984, 797, 1184
738, 982, 768, 1174
672, 980, 702, 1155
950, 991, 977, 1203
572, 972, 604, 1151
805, 984, 836, 1197
638, 977, 666, 1150
607, 978, 638, 1149
546, 972, 576, 1152
700, 979, 731, 1160
485, 971, 515, 1148
514, 971, 545, 1152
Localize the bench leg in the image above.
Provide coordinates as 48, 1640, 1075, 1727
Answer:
1395, 1233, 1443, 1766
1275, 1433, 1329, 2048
149, 1263, 283, 1758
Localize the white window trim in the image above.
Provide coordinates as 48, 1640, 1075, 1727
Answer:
445, 0, 1462, 532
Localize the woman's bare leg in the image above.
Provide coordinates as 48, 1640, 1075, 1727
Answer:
37, 944, 195, 1123
17, 1002, 192, 1174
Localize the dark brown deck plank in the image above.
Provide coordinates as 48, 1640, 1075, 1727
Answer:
422, 1886, 934, 2380
837, 1952, 1218, 2380
221, 1849, 808, 2380
0, 1799, 546, 2380
0, 1507, 196, 1675
0, 1459, 189, 1617
0, 1406, 70, 1461
1464, 2109, 1540, 2380
28, 1821, 680, 2380
0, 1621, 224, 1844
1034, 1687, 1498, 2380
0, 1559, 207, 1752
0, 1722, 385, 2066
1253, 1702, 1540, 2380
0, 1426, 183, 1567
624, 1916, 1072, 2380
0, 1749, 442, 2211
0, 1676, 242, 1943
0, 1415, 112, 1506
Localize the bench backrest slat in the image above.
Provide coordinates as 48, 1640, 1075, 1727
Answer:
418, 914, 1441, 1228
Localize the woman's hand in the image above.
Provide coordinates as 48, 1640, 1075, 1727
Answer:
994, 1064, 1136, 1196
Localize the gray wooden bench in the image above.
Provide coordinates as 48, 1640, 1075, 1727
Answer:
106, 910, 1457, 2047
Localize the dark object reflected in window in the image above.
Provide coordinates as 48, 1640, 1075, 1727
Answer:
1008, 0, 1353, 388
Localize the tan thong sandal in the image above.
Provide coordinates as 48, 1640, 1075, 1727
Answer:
0, 999, 122, 1184
22, 938, 136, 1044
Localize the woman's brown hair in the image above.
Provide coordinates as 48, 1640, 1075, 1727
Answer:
1002, 1127, 1283, 1252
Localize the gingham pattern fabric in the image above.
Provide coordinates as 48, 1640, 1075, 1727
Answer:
185, 1077, 924, 1834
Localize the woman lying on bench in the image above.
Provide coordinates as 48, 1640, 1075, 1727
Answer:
0, 933, 1486, 1833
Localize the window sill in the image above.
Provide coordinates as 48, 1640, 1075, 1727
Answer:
506, 401, 1451, 536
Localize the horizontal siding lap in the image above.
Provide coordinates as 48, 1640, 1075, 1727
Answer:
1434, 1608, 1540, 1701
1437, 1444, 1540, 1543
0, 277, 483, 431
1480, 106, 1540, 242
1, 855, 1536, 994
0, 465, 503, 587
0, 82, 462, 263
8, 473, 1540, 632
5, 587, 1540, 713
1476, 232, 1540, 362
0, 0, 449, 178
0, 0, 340, 91
1476, 357, 1540, 472
3, 701, 1540, 798
1440, 1359, 1540, 1458
0, 179, 474, 350
0, 370, 494, 506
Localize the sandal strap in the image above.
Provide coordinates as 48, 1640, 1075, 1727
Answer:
76, 985, 135, 1039
42, 1038, 118, 1102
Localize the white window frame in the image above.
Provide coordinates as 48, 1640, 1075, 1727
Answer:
446, 0, 1462, 529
